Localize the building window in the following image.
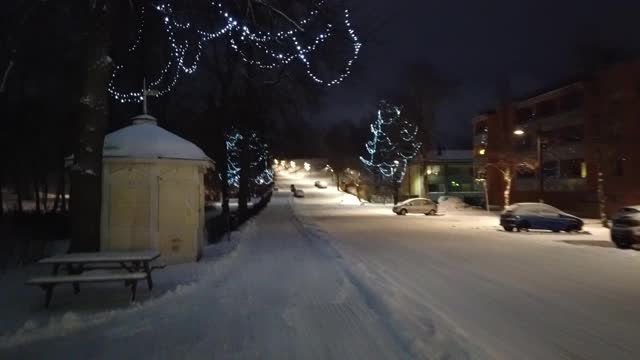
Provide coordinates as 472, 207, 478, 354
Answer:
428, 184, 445, 192
543, 160, 558, 178
613, 158, 625, 176
581, 162, 587, 179
426, 165, 441, 176
536, 100, 557, 118
545, 125, 584, 143
475, 123, 488, 135
516, 166, 536, 179
514, 134, 534, 152
560, 159, 584, 179
558, 92, 583, 112
517, 107, 533, 124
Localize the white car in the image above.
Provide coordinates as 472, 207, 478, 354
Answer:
314, 180, 328, 189
393, 198, 438, 216
610, 206, 640, 249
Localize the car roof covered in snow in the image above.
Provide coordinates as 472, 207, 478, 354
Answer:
104, 115, 211, 162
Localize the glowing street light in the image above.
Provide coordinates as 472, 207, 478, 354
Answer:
290, 161, 296, 169
513, 129, 525, 136
304, 162, 311, 171
274, 159, 279, 165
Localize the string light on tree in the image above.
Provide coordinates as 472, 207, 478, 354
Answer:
360, 100, 422, 184
109, 1, 362, 103
224, 129, 273, 188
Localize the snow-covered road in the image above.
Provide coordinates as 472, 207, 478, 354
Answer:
4, 167, 640, 359
288, 171, 640, 359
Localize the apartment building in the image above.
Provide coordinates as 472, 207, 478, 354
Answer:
473, 61, 640, 217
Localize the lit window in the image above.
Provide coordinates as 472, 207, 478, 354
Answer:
478, 148, 486, 155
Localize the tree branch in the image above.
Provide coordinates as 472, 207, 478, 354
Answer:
253, 0, 304, 31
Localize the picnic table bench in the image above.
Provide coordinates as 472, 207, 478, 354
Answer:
25, 250, 161, 308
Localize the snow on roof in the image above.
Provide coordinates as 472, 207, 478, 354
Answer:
104, 115, 211, 162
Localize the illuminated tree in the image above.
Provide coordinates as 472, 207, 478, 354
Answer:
224, 128, 272, 189
108, 0, 362, 103
360, 100, 421, 203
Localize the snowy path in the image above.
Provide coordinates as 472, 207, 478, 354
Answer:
1, 193, 422, 359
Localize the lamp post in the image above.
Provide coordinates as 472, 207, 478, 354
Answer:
513, 126, 544, 202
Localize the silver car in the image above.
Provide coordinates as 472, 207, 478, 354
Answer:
393, 198, 438, 216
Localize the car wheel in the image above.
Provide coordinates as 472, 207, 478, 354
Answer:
517, 221, 530, 232
426, 209, 436, 216
399, 209, 407, 216
564, 224, 577, 233
504, 226, 514, 232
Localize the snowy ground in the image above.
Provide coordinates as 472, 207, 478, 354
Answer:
288, 169, 640, 359
0, 171, 431, 359
2, 166, 639, 359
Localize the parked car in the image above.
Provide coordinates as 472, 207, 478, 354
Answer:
393, 198, 438, 216
315, 180, 328, 189
610, 205, 640, 249
500, 203, 583, 232
294, 189, 305, 198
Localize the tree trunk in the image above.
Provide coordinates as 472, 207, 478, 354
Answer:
61, 172, 68, 212
0, 170, 3, 220
34, 174, 41, 214
52, 166, 65, 214
503, 172, 511, 207
69, 1, 114, 253
15, 174, 23, 213
42, 173, 48, 212
335, 172, 341, 191
237, 137, 250, 220
597, 168, 609, 228
393, 183, 400, 205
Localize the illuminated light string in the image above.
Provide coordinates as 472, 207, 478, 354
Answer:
360, 101, 422, 183
128, 4, 145, 53
109, 0, 361, 103
224, 129, 273, 187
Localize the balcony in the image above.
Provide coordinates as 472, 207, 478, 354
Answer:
543, 178, 587, 192
473, 133, 488, 146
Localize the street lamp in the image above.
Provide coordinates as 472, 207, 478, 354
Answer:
513, 126, 544, 202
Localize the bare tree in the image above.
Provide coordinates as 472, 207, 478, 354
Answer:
397, 63, 458, 156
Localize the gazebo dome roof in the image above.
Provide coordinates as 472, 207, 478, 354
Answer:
104, 114, 210, 161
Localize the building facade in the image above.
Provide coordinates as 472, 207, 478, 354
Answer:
401, 150, 483, 204
473, 61, 640, 217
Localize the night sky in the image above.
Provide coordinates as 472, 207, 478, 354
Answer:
317, 0, 640, 148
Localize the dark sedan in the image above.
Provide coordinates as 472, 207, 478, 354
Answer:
500, 203, 583, 233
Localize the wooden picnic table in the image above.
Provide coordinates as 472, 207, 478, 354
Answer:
27, 250, 161, 307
